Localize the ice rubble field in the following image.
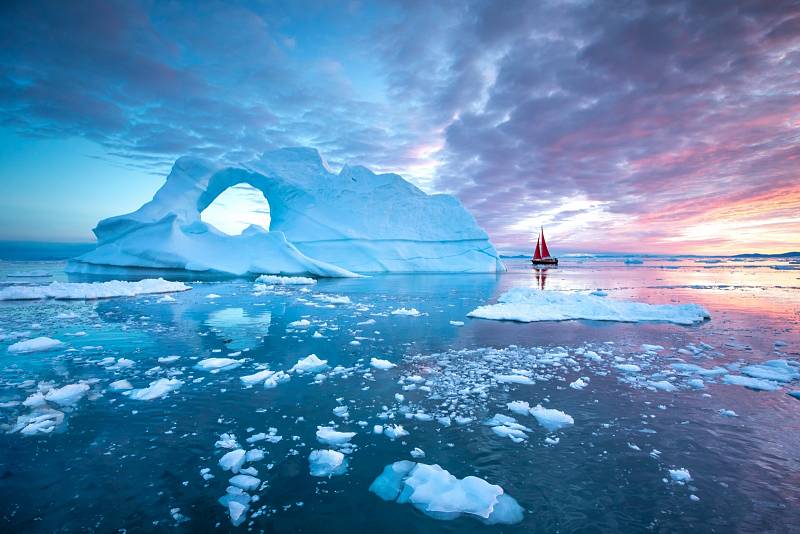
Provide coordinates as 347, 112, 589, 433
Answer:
0, 261, 799, 531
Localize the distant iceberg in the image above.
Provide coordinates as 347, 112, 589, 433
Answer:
67, 147, 504, 277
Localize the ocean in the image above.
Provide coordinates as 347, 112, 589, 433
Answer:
0, 245, 799, 532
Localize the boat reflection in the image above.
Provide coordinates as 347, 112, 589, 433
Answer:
533, 267, 549, 290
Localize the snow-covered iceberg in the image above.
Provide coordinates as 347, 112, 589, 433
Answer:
468, 288, 710, 325
67, 148, 504, 277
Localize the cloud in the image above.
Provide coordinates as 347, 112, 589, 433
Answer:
1, 0, 799, 252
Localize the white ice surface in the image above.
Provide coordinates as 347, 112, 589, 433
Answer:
468, 288, 710, 325
369, 461, 523, 524
308, 449, 347, 477
0, 278, 190, 300
8, 337, 64, 353
128, 378, 183, 400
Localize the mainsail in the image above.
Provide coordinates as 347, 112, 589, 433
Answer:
532, 235, 542, 260
540, 228, 551, 258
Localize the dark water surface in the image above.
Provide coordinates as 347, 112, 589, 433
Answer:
0, 256, 798, 532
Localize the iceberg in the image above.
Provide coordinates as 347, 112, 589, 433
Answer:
468, 288, 710, 325
67, 147, 504, 276
369, 461, 523, 524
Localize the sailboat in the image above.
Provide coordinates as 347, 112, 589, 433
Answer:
531, 227, 558, 266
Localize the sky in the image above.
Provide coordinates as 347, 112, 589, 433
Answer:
1, 0, 798, 254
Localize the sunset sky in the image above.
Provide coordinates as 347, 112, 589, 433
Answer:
1, 0, 798, 254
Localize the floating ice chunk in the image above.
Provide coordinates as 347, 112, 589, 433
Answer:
641, 344, 664, 352
669, 468, 692, 484
288, 319, 311, 328
722, 374, 780, 391
468, 288, 709, 325
370, 358, 396, 370
506, 401, 531, 416
195, 357, 244, 373
569, 377, 589, 390
740, 360, 799, 383
687, 378, 705, 389
227, 500, 247, 526
158, 355, 181, 364
671, 363, 727, 377
449, 320, 465, 326
529, 405, 574, 432
216, 433, 240, 449
245, 449, 265, 462
22, 392, 46, 407
333, 406, 349, 418
383, 424, 409, 440
0, 278, 190, 301
391, 307, 421, 317
291, 354, 328, 373
240, 369, 276, 385
718, 409, 738, 417
255, 275, 316, 285
219, 449, 247, 473
107, 358, 135, 370
616, 364, 641, 373
8, 337, 64, 354
491, 425, 527, 443
44, 383, 90, 406
648, 380, 677, 392
206, 293, 221, 299
494, 374, 534, 385
263, 371, 290, 388
369, 461, 523, 524
308, 449, 347, 477
11, 408, 65, 435
316, 294, 351, 305
156, 294, 175, 303
229, 474, 260, 491
316, 426, 356, 447
410, 448, 426, 459
128, 378, 183, 400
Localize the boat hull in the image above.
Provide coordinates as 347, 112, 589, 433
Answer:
531, 258, 558, 266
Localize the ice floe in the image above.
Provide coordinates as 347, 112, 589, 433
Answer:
369, 461, 523, 524
196, 358, 244, 373
44, 383, 90, 406
8, 336, 64, 353
308, 449, 347, 477
370, 357, 397, 370
529, 405, 574, 432
255, 275, 317, 285
128, 378, 184, 400
468, 288, 710, 325
0, 278, 190, 300
291, 354, 328, 373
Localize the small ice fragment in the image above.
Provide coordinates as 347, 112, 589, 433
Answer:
316, 426, 356, 447
291, 354, 328, 373
44, 383, 90, 406
529, 405, 574, 432
383, 424, 409, 440
370, 357, 396, 370
390, 308, 421, 316
308, 449, 347, 477
219, 449, 247, 473
410, 448, 425, 458
668, 468, 692, 484
128, 378, 183, 400
229, 474, 260, 491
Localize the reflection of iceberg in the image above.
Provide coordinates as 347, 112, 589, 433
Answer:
205, 307, 272, 350
67, 148, 504, 277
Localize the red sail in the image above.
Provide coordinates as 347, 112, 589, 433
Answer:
540, 228, 551, 258
532, 235, 542, 260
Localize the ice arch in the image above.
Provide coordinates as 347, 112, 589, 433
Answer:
68, 147, 505, 277
199, 183, 271, 236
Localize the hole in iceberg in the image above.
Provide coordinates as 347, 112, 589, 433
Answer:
200, 183, 271, 236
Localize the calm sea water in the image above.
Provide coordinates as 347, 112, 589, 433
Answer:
0, 251, 799, 532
